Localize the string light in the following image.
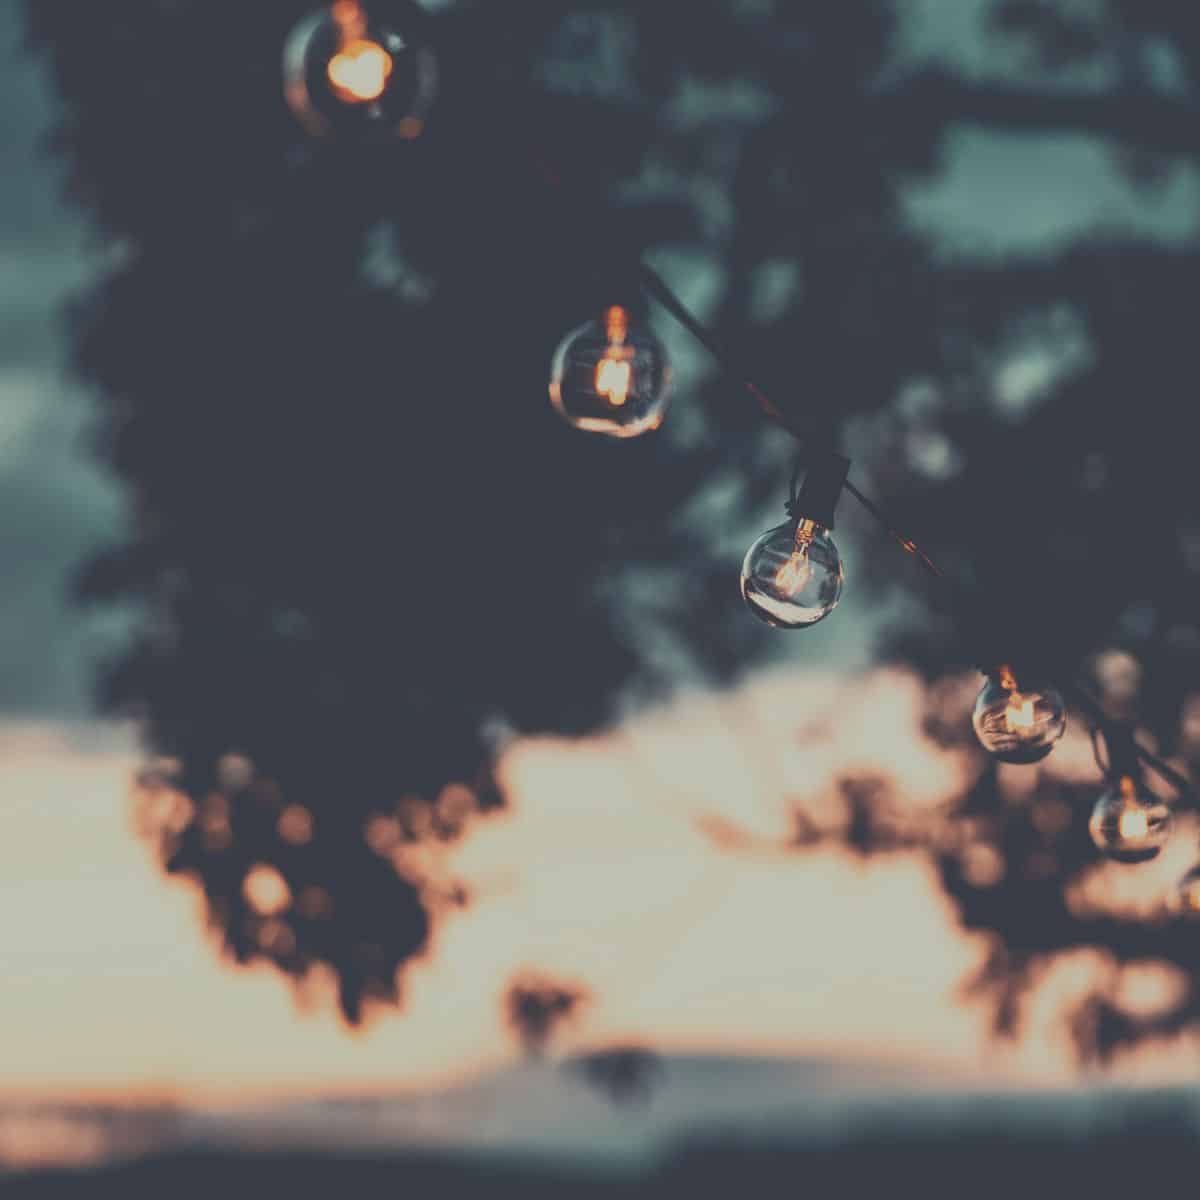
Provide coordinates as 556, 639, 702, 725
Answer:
1088, 774, 1172, 864
971, 666, 1066, 764
550, 306, 671, 437
741, 453, 848, 629
283, 1, 436, 139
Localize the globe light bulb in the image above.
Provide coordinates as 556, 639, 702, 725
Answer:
549, 307, 671, 438
1088, 775, 1172, 864
741, 519, 844, 629
971, 666, 1066, 764
1169, 863, 1200, 916
284, 1, 437, 139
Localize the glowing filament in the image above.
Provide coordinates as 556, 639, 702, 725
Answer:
1115, 777, 1151, 842
327, 2, 392, 104
996, 665, 1036, 733
596, 356, 632, 406
328, 39, 393, 102
1005, 695, 1036, 732
775, 520, 817, 595
595, 307, 634, 407
1118, 805, 1150, 843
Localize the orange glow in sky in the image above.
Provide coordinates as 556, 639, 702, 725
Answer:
0, 670, 1195, 1107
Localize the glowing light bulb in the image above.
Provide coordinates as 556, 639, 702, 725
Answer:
972, 667, 1066, 764
1089, 775, 1172, 864
327, 37, 393, 103
284, 1, 438, 139
550, 306, 670, 437
741, 519, 843, 629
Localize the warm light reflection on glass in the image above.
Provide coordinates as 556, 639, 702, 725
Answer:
997, 665, 1036, 733
595, 306, 634, 407
774, 519, 817, 595
327, 1, 393, 104
1117, 784, 1151, 843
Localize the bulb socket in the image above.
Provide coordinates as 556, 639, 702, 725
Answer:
1101, 723, 1143, 779
790, 452, 851, 531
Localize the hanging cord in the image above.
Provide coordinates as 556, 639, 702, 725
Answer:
783, 455, 805, 527
639, 263, 944, 576
644, 279, 1193, 806
523, 140, 1192, 810
647, 277, 1194, 806
1072, 684, 1194, 803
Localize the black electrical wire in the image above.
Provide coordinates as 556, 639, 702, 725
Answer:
644, 238, 1195, 808
526, 133, 1193, 810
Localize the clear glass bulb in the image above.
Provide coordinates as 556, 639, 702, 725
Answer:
549, 307, 671, 438
1088, 775, 1172, 864
284, 1, 437, 139
740, 519, 844, 629
1169, 863, 1200, 916
971, 667, 1066, 764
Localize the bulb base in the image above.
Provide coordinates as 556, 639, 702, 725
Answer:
790, 452, 850, 531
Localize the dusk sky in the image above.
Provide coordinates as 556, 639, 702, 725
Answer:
3, 0, 1200, 1157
